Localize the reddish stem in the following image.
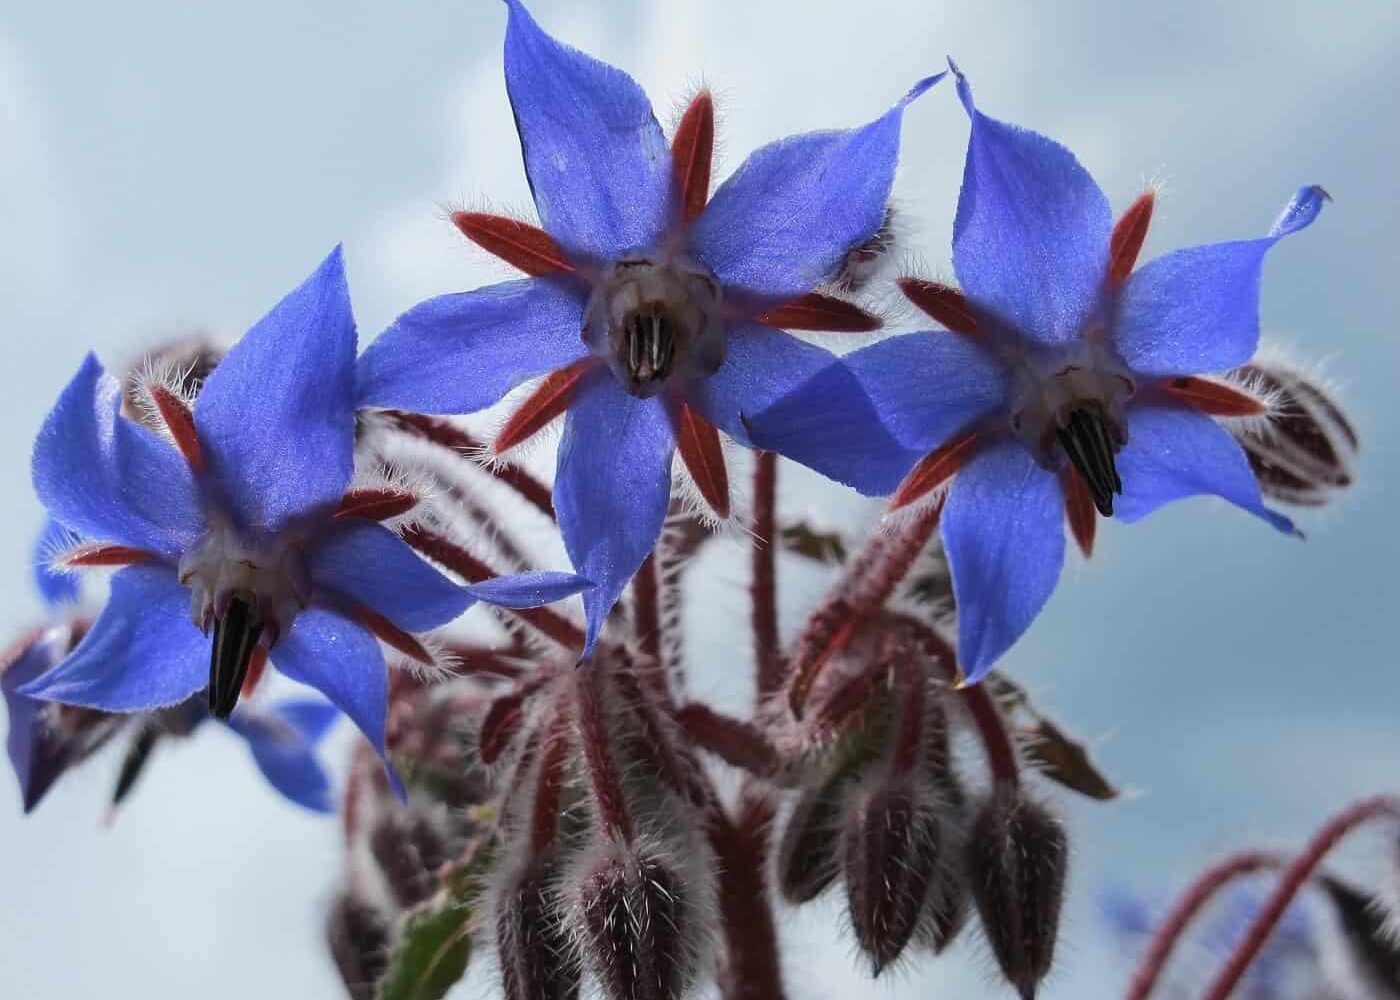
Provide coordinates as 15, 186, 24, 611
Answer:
1122, 850, 1283, 1000
575, 658, 634, 844
1197, 795, 1400, 1000
634, 553, 663, 667
402, 525, 586, 652
751, 451, 781, 699
708, 791, 787, 1000
385, 409, 555, 518
889, 613, 1020, 788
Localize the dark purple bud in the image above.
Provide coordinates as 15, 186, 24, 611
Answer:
1230, 360, 1359, 507
497, 861, 580, 1000
369, 812, 448, 909
834, 204, 897, 293
326, 892, 391, 1000
842, 779, 941, 975
966, 790, 1068, 1000
919, 865, 970, 955
777, 774, 847, 904
576, 848, 694, 1000
1317, 876, 1400, 999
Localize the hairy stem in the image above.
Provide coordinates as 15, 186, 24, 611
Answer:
709, 790, 787, 1000
752, 452, 782, 700
1197, 795, 1400, 1000
1122, 850, 1283, 1000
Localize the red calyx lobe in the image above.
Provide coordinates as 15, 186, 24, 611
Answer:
1109, 191, 1155, 286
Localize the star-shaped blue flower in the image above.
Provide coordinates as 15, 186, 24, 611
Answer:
356, 0, 937, 651
20, 248, 589, 784
755, 66, 1327, 681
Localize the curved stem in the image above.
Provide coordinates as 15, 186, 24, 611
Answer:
382, 409, 555, 519
1121, 850, 1283, 1000
634, 553, 663, 666
1197, 795, 1400, 1000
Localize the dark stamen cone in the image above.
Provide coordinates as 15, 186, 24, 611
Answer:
623, 306, 678, 390
111, 725, 161, 808
326, 892, 391, 1000
576, 850, 691, 1000
966, 790, 1068, 1000
1056, 406, 1121, 517
498, 861, 581, 1000
843, 780, 941, 975
208, 593, 264, 719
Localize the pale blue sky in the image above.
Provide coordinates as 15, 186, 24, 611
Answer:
1, 1, 1397, 998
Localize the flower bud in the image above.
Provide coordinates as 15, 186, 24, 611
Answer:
1317, 875, 1400, 999
497, 860, 581, 1000
966, 790, 1068, 1000
575, 846, 697, 1000
834, 205, 897, 293
1230, 360, 1358, 507
369, 811, 449, 909
326, 892, 391, 1000
777, 773, 848, 904
842, 779, 942, 974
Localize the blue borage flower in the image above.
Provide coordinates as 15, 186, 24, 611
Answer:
4, 523, 342, 814
754, 64, 1327, 681
355, 0, 939, 651
19, 248, 590, 791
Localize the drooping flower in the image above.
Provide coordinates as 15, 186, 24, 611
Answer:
754, 64, 1327, 680
20, 248, 590, 785
355, 0, 936, 649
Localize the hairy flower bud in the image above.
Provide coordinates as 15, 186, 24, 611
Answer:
966, 791, 1068, 1000
369, 811, 449, 909
842, 778, 942, 974
777, 772, 849, 904
497, 860, 581, 1000
326, 892, 392, 1000
1317, 876, 1400, 999
1230, 360, 1358, 507
574, 846, 697, 1000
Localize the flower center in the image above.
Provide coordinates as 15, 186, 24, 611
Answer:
177, 523, 308, 718
1009, 348, 1135, 516
583, 252, 724, 398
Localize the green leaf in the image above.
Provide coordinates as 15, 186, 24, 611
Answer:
375, 902, 474, 1000
375, 837, 495, 1000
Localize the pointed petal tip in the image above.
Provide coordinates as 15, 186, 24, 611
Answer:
945, 55, 962, 77
1270, 185, 1331, 238
900, 70, 948, 108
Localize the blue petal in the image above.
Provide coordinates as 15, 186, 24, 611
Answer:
950, 66, 1112, 346
19, 566, 209, 711
691, 76, 942, 307
844, 331, 1009, 452
555, 370, 674, 653
464, 571, 593, 610
1113, 187, 1329, 378
705, 324, 927, 496
307, 521, 472, 633
942, 441, 1065, 681
194, 247, 357, 533
272, 607, 402, 798
503, 0, 672, 262
32, 355, 203, 560
3, 627, 69, 811
269, 699, 341, 744
356, 278, 588, 414
226, 702, 337, 813
32, 519, 80, 607
1114, 404, 1295, 533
